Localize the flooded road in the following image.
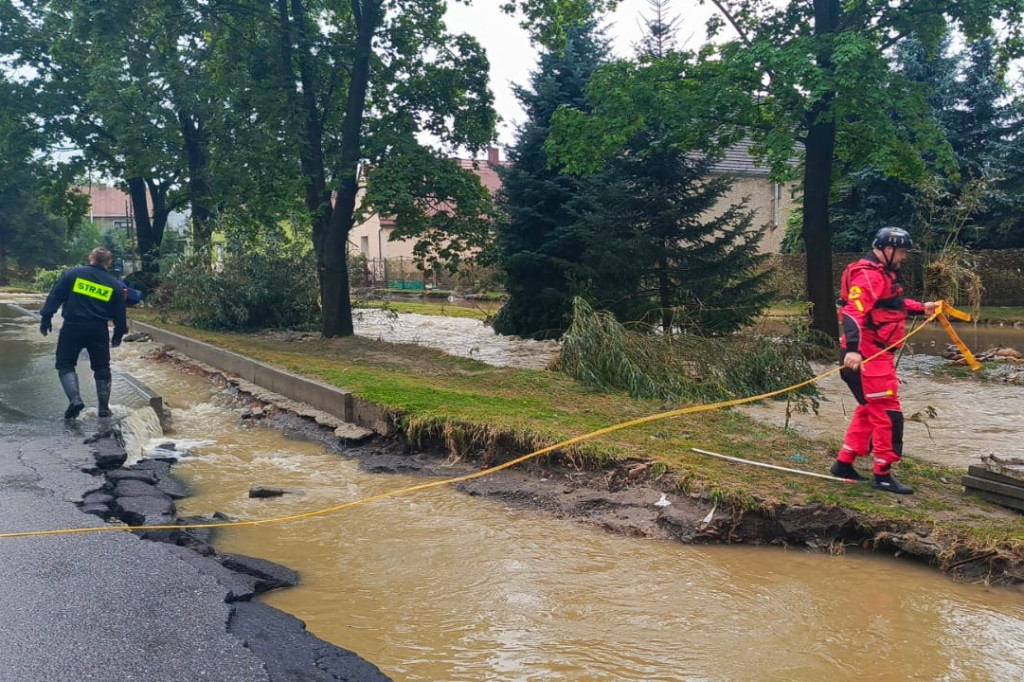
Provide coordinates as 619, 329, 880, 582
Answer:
905, 321, 1024, 356
5, 296, 1024, 681
354, 309, 559, 370
0, 297, 156, 436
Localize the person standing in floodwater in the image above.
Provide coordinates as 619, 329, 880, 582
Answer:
39, 246, 127, 419
830, 227, 937, 495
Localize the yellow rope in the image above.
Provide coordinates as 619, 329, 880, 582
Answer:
0, 305, 969, 541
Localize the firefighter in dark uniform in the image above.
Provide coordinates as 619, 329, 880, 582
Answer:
39, 246, 128, 419
830, 227, 936, 494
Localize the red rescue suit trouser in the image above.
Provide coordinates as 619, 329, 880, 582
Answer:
838, 352, 905, 475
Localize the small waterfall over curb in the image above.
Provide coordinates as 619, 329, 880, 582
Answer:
113, 405, 165, 465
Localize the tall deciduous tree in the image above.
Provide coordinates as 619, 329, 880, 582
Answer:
201, 0, 618, 338
6, 0, 214, 278
3, 0, 620, 334
492, 20, 611, 340
0, 74, 86, 283
705, 0, 1024, 338
205, 0, 499, 337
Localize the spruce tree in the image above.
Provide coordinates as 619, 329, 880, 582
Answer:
574, 132, 773, 334
943, 37, 1024, 248
492, 22, 610, 340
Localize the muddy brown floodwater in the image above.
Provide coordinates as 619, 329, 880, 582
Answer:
105, 336, 1024, 682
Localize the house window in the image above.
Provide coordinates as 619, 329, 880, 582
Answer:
772, 183, 782, 228
360, 236, 369, 256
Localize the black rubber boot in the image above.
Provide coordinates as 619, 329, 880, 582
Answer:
830, 461, 867, 482
59, 372, 85, 420
872, 473, 914, 495
96, 379, 112, 418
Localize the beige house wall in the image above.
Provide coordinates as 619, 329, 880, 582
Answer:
348, 184, 420, 262
350, 211, 396, 260
348, 172, 798, 262
704, 175, 798, 255
348, 222, 418, 261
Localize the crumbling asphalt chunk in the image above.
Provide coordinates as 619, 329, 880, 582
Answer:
218, 552, 299, 593
228, 601, 392, 682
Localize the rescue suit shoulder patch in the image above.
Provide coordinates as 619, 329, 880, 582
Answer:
72, 277, 113, 302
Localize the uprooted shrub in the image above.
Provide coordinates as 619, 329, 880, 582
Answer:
559, 297, 819, 409
164, 231, 320, 331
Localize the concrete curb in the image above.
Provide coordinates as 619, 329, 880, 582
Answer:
130, 321, 391, 435
118, 371, 165, 427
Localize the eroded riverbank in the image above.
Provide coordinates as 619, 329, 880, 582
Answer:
115, 313, 1024, 582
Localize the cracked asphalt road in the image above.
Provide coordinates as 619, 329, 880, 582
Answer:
1, 298, 392, 682
1, 299, 272, 680
0, 433, 272, 682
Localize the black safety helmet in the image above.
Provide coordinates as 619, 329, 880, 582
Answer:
872, 226, 914, 250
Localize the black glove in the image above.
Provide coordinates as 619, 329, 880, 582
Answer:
39, 316, 52, 336
111, 333, 123, 348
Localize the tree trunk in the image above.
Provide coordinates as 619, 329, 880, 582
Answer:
322, 0, 381, 338
803, 0, 841, 340
0, 242, 8, 286
127, 177, 169, 279
179, 109, 214, 253
279, 0, 333, 328
803, 106, 838, 339
658, 255, 673, 332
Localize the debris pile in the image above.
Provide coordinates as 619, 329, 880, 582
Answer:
944, 345, 1023, 365
962, 455, 1024, 513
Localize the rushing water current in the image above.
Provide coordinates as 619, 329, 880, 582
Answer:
4, 296, 1024, 681
742, 355, 1024, 469
353, 308, 560, 370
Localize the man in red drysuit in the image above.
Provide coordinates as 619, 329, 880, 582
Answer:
830, 227, 936, 495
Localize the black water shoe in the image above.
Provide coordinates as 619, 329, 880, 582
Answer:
871, 473, 913, 495
830, 461, 867, 482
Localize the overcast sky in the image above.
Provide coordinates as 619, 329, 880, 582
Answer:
444, 0, 719, 151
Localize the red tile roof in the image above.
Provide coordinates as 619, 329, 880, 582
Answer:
457, 157, 503, 193
378, 149, 506, 229
76, 185, 150, 217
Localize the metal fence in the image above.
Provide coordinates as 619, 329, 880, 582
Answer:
767, 249, 1024, 306
348, 256, 500, 293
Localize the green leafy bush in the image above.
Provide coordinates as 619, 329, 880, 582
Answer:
164, 231, 319, 331
32, 267, 63, 292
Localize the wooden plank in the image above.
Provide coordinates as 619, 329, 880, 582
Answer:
981, 455, 1024, 484
963, 487, 1024, 513
968, 466, 1024, 489
962, 475, 1024, 500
